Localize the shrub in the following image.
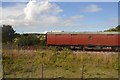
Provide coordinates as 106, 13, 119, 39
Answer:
15, 35, 40, 46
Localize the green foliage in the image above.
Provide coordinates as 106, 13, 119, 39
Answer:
2, 47, 118, 78
36, 51, 46, 58
58, 48, 71, 60
15, 35, 40, 46
113, 58, 120, 71
50, 54, 58, 64
49, 47, 58, 53
2, 25, 15, 43
104, 25, 120, 32
39, 39, 46, 46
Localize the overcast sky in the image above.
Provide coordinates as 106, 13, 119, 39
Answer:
0, 0, 118, 33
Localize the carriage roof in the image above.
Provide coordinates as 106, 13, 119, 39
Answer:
47, 32, 120, 34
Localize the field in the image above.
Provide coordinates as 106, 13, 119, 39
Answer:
2, 46, 119, 78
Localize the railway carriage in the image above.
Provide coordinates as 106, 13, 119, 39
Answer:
46, 32, 120, 51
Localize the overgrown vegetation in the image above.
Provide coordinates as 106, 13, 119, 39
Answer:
2, 47, 119, 78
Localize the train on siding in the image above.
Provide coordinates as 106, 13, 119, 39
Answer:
46, 32, 120, 51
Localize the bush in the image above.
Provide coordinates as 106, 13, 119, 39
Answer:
15, 35, 40, 46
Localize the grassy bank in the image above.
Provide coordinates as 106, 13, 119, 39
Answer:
2, 47, 119, 78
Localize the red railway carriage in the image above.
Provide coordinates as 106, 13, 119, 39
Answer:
47, 32, 120, 50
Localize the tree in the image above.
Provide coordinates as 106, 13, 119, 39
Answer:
15, 35, 40, 46
2, 25, 15, 43
104, 25, 120, 32
116, 25, 120, 31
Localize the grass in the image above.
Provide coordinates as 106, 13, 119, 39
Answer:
2, 46, 119, 78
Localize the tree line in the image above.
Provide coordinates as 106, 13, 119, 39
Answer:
104, 25, 120, 32
2, 25, 46, 46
